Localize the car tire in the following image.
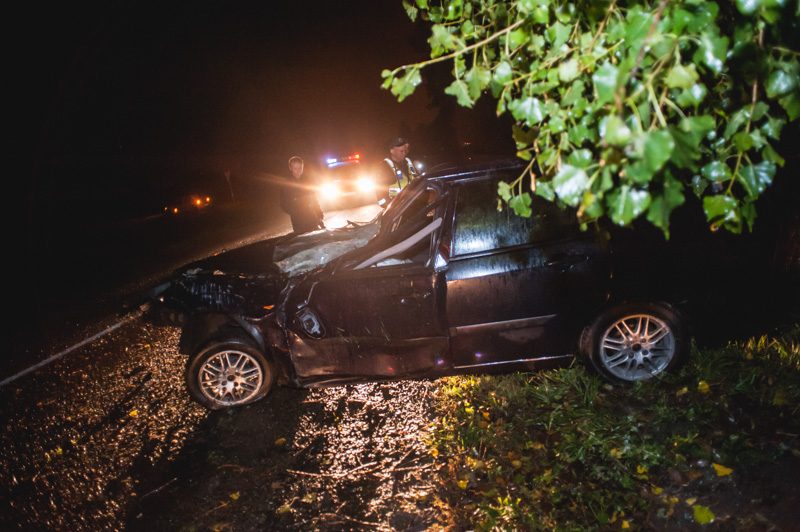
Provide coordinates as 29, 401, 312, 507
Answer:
185, 337, 275, 410
580, 301, 688, 384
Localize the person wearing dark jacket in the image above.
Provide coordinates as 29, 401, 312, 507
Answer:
280, 156, 325, 234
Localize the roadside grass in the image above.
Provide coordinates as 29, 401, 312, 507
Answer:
428, 323, 800, 530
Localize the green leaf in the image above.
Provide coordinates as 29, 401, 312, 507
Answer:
403, 0, 418, 21
508, 28, 530, 49
626, 162, 654, 185
428, 25, 459, 57
603, 115, 632, 146
692, 505, 716, 525
494, 61, 513, 84
701, 161, 732, 182
676, 83, 708, 107
533, 5, 550, 24
534, 181, 555, 201
732, 131, 753, 152
695, 34, 728, 74
546, 21, 570, 50
509, 192, 533, 217
498, 181, 512, 202
509, 97, 546, 125
665, 64, 699, 89
607, 186, 651, 226
779, 92, 800, 121
763, 143, 786, 166
445, 79, 474, 107
766, 69, 798, 99
592, 62, 618, 105
465, 66, 491, 100
553, 165, 590, 207
724, 108, 750, 139
647, 175, 685, 237
643, 130, 675, 173
735, 0, 761, 16
762, 117, 785, 139
738, 161, 775, 197
703, 195, 741, 232
567, 149, 593, 168
558, 58, 579, 83
390, 68, 422, 101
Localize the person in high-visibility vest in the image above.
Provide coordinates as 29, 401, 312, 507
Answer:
379, 137, 420, 206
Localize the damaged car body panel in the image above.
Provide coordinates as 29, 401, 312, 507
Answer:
148, 159, 690, 411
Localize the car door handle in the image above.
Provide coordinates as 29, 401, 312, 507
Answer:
398, 290, 432, 304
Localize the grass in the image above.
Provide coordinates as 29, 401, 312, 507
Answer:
427, 323, 800, 530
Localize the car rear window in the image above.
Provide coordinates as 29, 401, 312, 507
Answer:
452, 176, 577, 256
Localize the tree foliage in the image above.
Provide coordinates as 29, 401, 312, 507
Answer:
383, 0, 800, 236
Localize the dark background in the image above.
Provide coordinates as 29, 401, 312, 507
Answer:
4, 1, 798, 359
6, 0, 513, 357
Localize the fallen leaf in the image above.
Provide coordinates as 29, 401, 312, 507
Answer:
274, 437, 287, 447
692, 504, 715, 525
636, 465, 648, 475
482, 411, 491, 420
276, 503, 292, 515
651, 485, 663, 495
676, 386, 689, 397
55, 447, 63, 456
712, 463, 733, 477
697, 381, 710, 394
609, 448, 622, 459
301, 493, 316, 504
229, 491, 240, 501
685, 497, 697, 506
621, 520, 631, 529
129, 409, 139, 418
457, 479, 469, 490
511, 459, 523, 469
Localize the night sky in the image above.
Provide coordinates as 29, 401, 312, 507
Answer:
7, 0, 513, 340
16, 1, 511, 224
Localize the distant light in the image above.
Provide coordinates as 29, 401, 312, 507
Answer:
173, 207, 179, 214
354, 153, 360, 160
194, 198, 202, 206
415, 161, 425, 170
319, 181, 340, 198
326, 157, 338, 165
205, 196, 211, 203
356, 177, 374, 193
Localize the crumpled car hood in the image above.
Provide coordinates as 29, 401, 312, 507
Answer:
158, 223, 379, 318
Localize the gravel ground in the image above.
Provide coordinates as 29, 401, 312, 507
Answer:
0, 320, 446, 530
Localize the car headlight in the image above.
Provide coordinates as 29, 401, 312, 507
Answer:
319, 181, 340, 198
356, 177, 374, 192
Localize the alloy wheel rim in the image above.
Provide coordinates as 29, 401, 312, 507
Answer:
198, 350, 263, 405
599, 314, 675, 381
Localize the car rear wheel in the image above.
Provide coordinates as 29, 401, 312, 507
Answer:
185, 338, 274, 410
580, 302, 688, 383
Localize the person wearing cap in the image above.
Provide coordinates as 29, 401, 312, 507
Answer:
280, 156, 325, 234
379, 137, 420, 205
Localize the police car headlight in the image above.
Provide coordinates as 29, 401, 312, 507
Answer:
319, 181, 340, 198
356, 177, 374, 192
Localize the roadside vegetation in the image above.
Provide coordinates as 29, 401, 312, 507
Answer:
428, 323, 800, 529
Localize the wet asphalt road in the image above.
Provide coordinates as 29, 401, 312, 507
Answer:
0, 202, 443, 530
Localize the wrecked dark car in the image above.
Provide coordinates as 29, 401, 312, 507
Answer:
150, 161, 688, 409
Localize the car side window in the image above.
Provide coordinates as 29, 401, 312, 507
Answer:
452, 177, 577, 257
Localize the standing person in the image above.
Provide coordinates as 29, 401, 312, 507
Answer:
280, 156, 325, 234
379, 137, 420, 206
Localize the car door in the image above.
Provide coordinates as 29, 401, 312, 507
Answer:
444, 176, 609, 370
291, 181, 449, 379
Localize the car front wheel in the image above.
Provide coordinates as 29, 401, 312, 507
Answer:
185, 338, 274, 410
580, 302, 688, 383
